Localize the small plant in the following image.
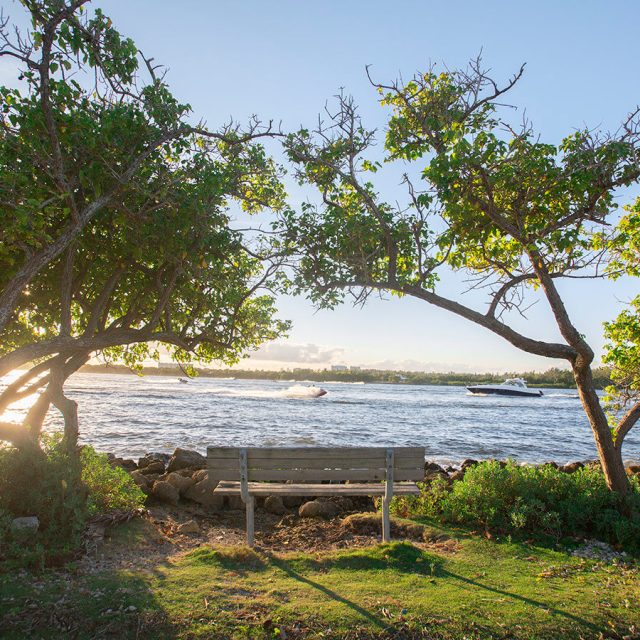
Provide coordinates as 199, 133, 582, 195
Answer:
81, 447, 145, 516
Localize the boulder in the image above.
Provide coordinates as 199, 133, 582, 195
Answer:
626, 464, 640, 475
166, 472, 195, 495
183, 478, 223, 510
138, 452, 170, 469
264, 495, 287, 515
167, 448, 207, 473
542, 461, 559, 469
11, 516, 39, 534
282, 495, 305, 509
176, 520, 201, 534
299, 499, 339, 519
460, 458, 479, 471
152, 481, 180, 506
424, 462, 446, 474
561, 461, 584, 474
140, 461, 165, 475
109, 457, 138, 472
449, 470, 465, 483
192, 469, 210, 483
130, 470, 150, 490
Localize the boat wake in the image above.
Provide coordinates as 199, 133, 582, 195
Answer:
207, 384, 327, 400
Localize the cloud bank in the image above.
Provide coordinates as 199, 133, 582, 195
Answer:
249, 342, 345, 365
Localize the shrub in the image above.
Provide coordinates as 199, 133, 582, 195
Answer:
394, 460, 640, 551
81, 447, 145, 516
0, 435, 144, 568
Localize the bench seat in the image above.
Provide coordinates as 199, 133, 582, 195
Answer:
214, 481, 421, 497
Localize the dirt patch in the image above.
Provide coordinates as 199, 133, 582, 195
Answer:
82, 503, 458, 572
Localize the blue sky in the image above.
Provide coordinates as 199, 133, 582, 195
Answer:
5, 0, 640, 372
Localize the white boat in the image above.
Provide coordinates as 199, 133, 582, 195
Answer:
466, 378, 543, 397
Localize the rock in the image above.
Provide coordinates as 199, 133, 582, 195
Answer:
192, 469, 210, 483
282, 495, 304, 509
130, 470, 150, 489
152, 480, 180, 506
264, 495, 287, 515
460, 458, 478, 471
542, 461, 559, 469
626, 464, 640, 475
140, 461, 165, 475
166, 472, 195, 495
176, 520, 201, 534
11, 516, 39, 534
138, 452, 170, 469
449, 470, 465, 482
445, 465, 456, 473
561, 461, 584, 474
299, 499, 339, 519
167, 448, 207, 473
109, 457, 138, 472
183, 478, 223, 510
424, 462, 446, 474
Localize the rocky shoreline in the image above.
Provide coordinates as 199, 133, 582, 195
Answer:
107, 448, 640, 519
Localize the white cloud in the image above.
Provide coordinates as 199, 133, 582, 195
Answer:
248, 342, 345, 364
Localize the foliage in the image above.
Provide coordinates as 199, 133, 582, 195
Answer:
394, 461, 640, 550
0, 0, 288, 451
0, 435, 144, 568
80, 447, 145, 516
279, 57, 640, 492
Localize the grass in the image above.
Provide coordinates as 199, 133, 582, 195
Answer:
1, 517, 639, 639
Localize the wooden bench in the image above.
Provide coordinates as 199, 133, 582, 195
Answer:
207, 446, 424, 546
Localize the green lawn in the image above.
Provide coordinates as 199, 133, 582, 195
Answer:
1, 518, 638, 639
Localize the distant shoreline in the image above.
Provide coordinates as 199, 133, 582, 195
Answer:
77, 363, 610, 390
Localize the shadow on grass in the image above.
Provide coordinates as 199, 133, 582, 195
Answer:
441, 569, 603, 633
262, 541, 604, 636
0, 569, 176, 640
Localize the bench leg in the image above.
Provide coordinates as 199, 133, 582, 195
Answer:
246, 496, 255, 547
382, 497, 391, 543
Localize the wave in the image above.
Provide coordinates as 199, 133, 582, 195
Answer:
206, 384, 327, 400
545, 393, 580, 399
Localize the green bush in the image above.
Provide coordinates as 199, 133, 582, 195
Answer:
80, 447, 145, 516
0, 434, 144, 568
394, 460, 640, 551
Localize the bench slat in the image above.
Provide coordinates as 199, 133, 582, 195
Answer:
213, 481, 421, 497
207, 446, 424, 462
206, 468, 423, 482
207, 456, 424, 471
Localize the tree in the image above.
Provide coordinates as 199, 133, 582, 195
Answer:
279, 58, 640, 495
0, 1, 288, 453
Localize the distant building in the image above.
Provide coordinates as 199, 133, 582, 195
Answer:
350, 366, 361, 372
331, 364, 348, 372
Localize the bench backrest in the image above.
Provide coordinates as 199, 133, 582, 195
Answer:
206, 446, 425, 483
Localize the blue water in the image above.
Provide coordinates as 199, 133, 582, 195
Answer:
32, 373, 640, 465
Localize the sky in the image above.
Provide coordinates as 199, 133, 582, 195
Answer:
4, 0, 640, 373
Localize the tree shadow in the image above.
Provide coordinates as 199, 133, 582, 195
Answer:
440, 568, 603, 632
0, 568, 177, 640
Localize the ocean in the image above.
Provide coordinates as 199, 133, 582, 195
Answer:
7, 372, 638, 465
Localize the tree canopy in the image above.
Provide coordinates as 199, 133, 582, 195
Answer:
0, 0, 288, 451
279, 58, 640, 494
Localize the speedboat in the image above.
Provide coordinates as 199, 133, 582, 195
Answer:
466, 378, 543, 397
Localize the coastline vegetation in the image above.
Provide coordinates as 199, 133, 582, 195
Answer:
79, 363, 613, 390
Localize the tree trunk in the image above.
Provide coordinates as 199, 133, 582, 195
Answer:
573, 359, 629, 495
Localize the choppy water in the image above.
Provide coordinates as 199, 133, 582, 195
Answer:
6, 372, 638, 465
